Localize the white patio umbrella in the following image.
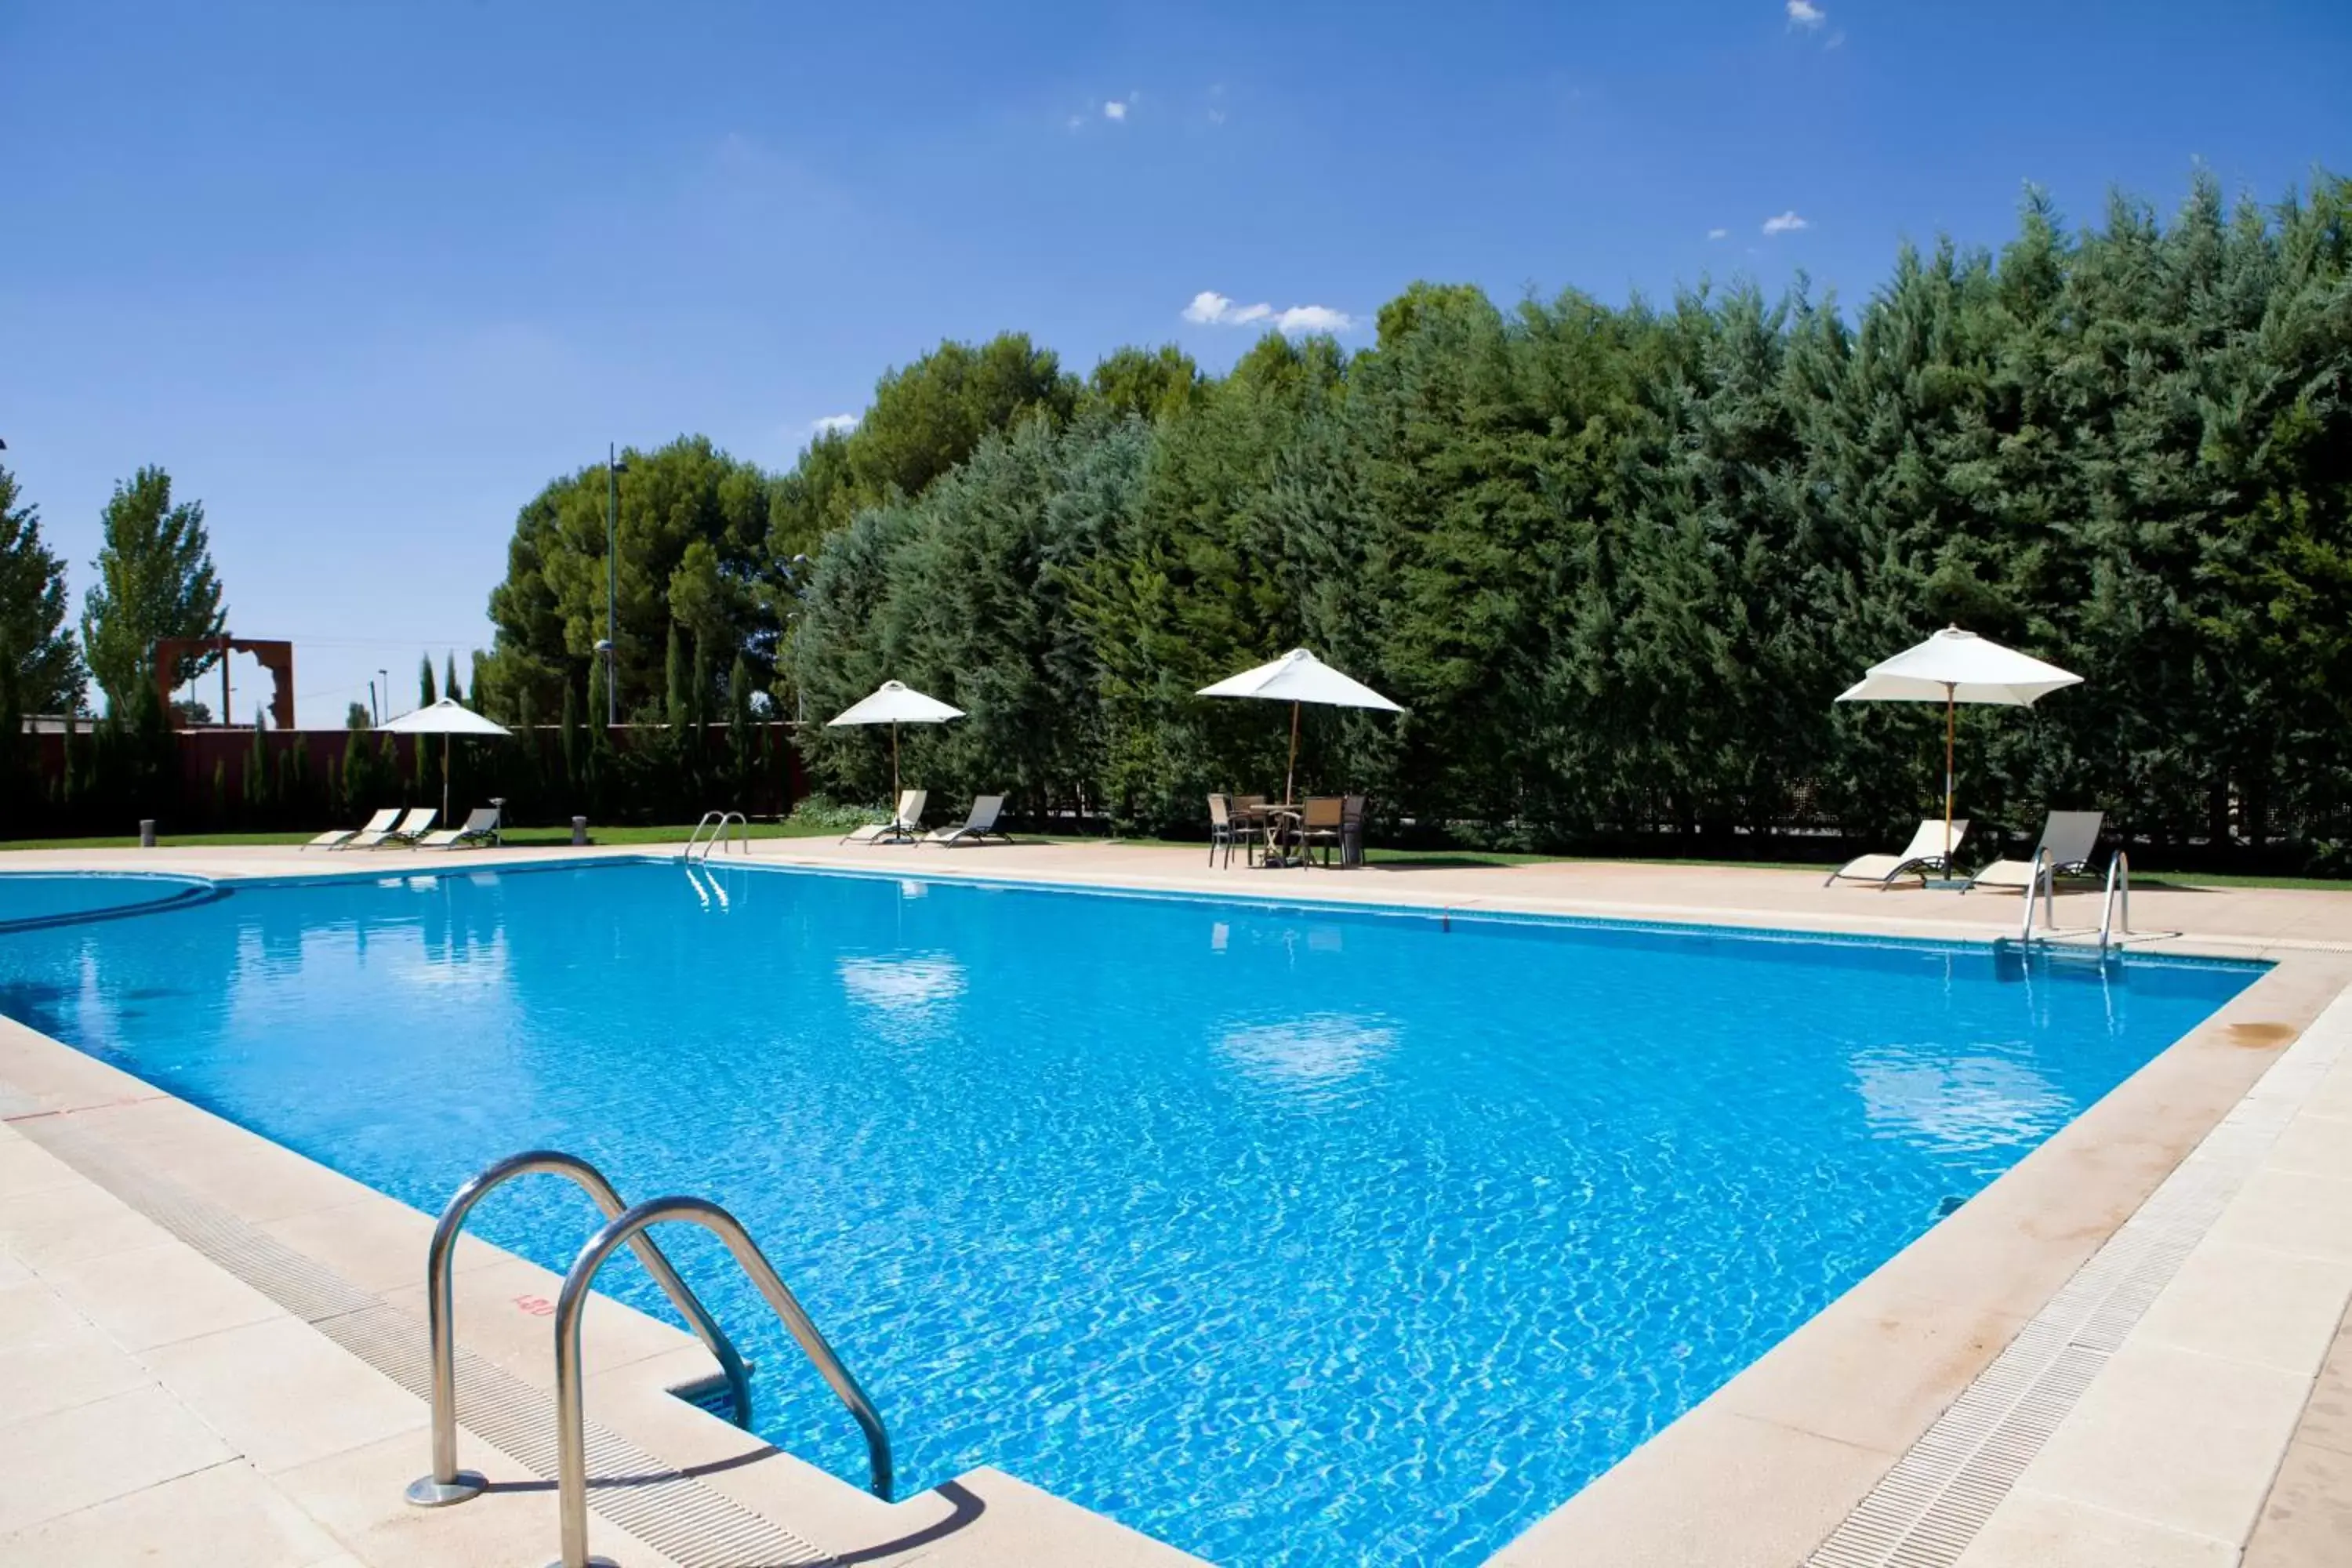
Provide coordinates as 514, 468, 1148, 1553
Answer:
378, 699, 513, 825
1836, 626, 2082, 866
824, 680, 965, 801
1196, 648, 1403, 804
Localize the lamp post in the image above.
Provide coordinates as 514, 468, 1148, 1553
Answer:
377, 670, 389, 723
604, 445, 628, 726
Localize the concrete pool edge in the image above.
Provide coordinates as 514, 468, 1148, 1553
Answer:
0, 842, 2342, 1565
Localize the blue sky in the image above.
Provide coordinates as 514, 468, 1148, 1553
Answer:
3, 0, 2346, 724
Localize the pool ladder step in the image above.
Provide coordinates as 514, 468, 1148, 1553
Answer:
405, 1149, 891, 1568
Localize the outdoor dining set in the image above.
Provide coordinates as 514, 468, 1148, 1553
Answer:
1207, 793, 1368, 869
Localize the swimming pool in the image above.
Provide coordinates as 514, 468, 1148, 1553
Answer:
0, 862, 2257, 1565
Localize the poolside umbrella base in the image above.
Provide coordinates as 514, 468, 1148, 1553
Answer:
1835, 626, 2082, 883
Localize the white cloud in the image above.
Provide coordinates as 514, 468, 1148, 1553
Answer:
1103, 98, 1129, 121
1182, 292, 1355, 333
810, 412, 859, 436
1786, 0, 1827, 27
1272, 304, 1353, 333
1182, 290, 1239, 324
1707, 227, 1730, 241
1762, 210, 1809, 235
1207, 107, 1226, 125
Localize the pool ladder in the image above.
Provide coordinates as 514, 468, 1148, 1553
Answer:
405, 1149, 892, 1568
684, 810, 749, 861
2015, 848, 2132, 953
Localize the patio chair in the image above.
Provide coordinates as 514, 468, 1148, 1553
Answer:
842, 790, 926, 845
310, 808, 398, 851
925, 795, 1011, 848
1824, 818, 1970, 888
416, 806, 503, 851
1207, 794, 1242, 866
1963, 811, 2106, 895
346, 808, 434, 849
1297, 797, 1346, 867
1339, 795, 1368, 868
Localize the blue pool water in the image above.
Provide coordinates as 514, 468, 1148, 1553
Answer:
0, 862, 2256, 1565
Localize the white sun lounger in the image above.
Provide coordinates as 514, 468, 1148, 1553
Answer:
843, 790, 926, 845
1964, 811, 2105, 893
1824, 818, 1969, 888
416, 806, 502, 850
349, 807, 437, 849
310, 808, 399, 851
924, 795, 1010, 848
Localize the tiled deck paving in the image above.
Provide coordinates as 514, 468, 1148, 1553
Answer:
2, 840, 2348, 1566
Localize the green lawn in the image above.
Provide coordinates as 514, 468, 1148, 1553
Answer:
0, 824, 2343, 891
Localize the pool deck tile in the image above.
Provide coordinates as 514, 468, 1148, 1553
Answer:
2007, 1338, 2310, 1545
0, 1458, 349, 1568
40, 1233, 292, 1351
1952, 1488, 2239, 1568
2132, 1242, 2352, 1377
140, 1314, 430, 1477
0, 1381, 238, 1537
0, 1276, 154, 1426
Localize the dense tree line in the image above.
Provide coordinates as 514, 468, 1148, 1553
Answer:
483, 175, 2352, 867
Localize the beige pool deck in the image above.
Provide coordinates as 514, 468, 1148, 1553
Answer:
2, 837, 2350, 1567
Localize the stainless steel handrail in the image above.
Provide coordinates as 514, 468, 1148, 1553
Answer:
2099, 850, 2131, 951
683, 810, 749, 861
2018, 847, 2053, 944
552, 1196, 892, 1568
404, 1152, 753, 1508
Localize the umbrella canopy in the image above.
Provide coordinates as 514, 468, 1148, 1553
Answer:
825, 681, 966, 800
1837, 626, 2082, 707
378, 699, 513, 823
379, 699, 515, 737
1836, 627, 2082, 866
1197, 649, 1403, 803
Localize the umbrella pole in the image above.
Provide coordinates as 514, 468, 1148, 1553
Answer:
442, 735, 451, 826
1285, 701, 1300, 804
1944, 688, 1955, 865
891, 721, 900, 803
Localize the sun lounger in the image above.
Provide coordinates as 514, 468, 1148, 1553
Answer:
924, 795, 1010, 847
842, 790, 926, 845
1824, 818, 1970, 888
416, 806, 502, 850
310, 808, 399, 851
350, 807, 437, 849
1964, 811, 2105, 894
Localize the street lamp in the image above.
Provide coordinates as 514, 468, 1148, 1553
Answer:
376, 670, 388, 724
605, 445, 628, 726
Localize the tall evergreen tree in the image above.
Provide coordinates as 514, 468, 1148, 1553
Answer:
0, 463, 85, 714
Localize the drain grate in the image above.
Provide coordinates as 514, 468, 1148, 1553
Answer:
1806, 1000, 2347, 1568
13, 1109, 842, 1568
